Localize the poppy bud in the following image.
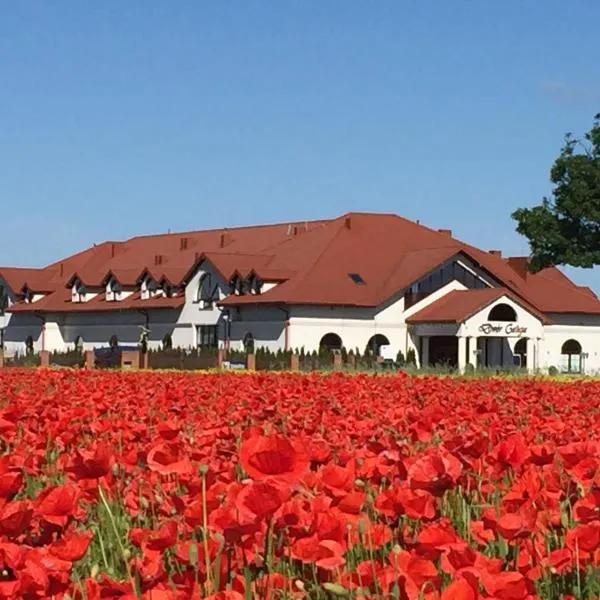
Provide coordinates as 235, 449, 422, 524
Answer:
91, 564, 99, 578
322, 583, 348, 596
354, 478, 366, 488
199, 463, 209, 475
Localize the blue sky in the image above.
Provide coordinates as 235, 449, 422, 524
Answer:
2, 2, 600, 289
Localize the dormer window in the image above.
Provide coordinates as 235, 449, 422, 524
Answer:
22, 287, 34, 304
251, 277, 262, 295
230, 276, 246, 296
141, 277, 158, 300
106, 279, 122, 302
71, 280, 86, 303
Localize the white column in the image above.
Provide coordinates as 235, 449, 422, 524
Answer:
536, 337, 545, 372
458, 336, 467, 372
526, 337, 535, 372
421, 336, 430, 368
467, 336, 476, 369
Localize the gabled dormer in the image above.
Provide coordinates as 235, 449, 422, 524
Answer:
71, 279, 87, 303
229, 273, 247, 296
106, 277, 122, 302
246, 271, 263, 295
139, 271, 159, 300
157, 277, 180, 299
66, 274, 95, 303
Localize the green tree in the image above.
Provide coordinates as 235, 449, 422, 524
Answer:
512, 113, 600, 271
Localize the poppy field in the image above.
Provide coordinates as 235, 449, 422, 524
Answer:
1, 370, 600, 599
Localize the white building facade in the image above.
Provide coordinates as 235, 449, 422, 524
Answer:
1, 212, 599, 374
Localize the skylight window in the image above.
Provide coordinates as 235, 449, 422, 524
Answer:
348, 273, 365, 285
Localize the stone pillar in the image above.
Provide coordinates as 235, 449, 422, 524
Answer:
139, 350, 149, 370
121, 350, 140, 370
333, 352, 342, 371
457, 336, 467, 373
290, 353, 300, 371
84, 350, 94, 369
246, 353, 256, 371
421, 336, 430, 368
526, 337, 535, 372
0, 349, 4, 369
40, 350, 50, 367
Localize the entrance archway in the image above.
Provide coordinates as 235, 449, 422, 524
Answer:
428, 336, 458, 368
319, 333, 342, 352
561, 339, 582, 373
367, 334, 390, 356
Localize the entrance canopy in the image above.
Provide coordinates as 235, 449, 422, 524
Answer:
406, 288, 546, 370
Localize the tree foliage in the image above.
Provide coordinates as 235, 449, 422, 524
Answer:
512, 113, 600, 271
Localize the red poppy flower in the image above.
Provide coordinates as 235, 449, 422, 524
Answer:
408, 452, 462, 496
240, 433, 308, 483
146, 442, 193, 476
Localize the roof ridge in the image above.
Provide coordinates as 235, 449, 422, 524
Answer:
125, 217, 333, 242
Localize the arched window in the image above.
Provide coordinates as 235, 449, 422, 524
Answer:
367, 334, 390, 356
319, 333, 343, 352
514, 338, 527, 368
109, 335, 119, 349
488, 303, 517, 322
561, 339, 582, 373
25, 336, 34, 356
243, 332, 255, 353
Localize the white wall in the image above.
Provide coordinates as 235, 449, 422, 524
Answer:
543, 316, 600, 374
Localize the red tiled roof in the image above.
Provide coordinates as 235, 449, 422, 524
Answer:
406, 288, 549, 324
8, 289, 184, 313
4, 212, 600, 316
0, 267, 59, 293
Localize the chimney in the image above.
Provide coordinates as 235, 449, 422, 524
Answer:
344, 216, 352, 230
489, 250, 502, 258
111, 243, 116, 258
154, 254, 163, 266
180, 237, 188, 251
292, 225, 299, 236
438, 229, 452, 237
507, 256, 530, 278
59, 263, 64, 277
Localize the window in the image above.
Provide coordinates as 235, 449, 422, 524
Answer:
107, 279, 121, 301
72, 281, 86, 303
74, 336, 84, 352
197, 274, 218, 307
404, 261, 491, 309
109, 335, 119, 349
348, 273, 365, 285
561, 339, 582, 373
196, 325, 218, 348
